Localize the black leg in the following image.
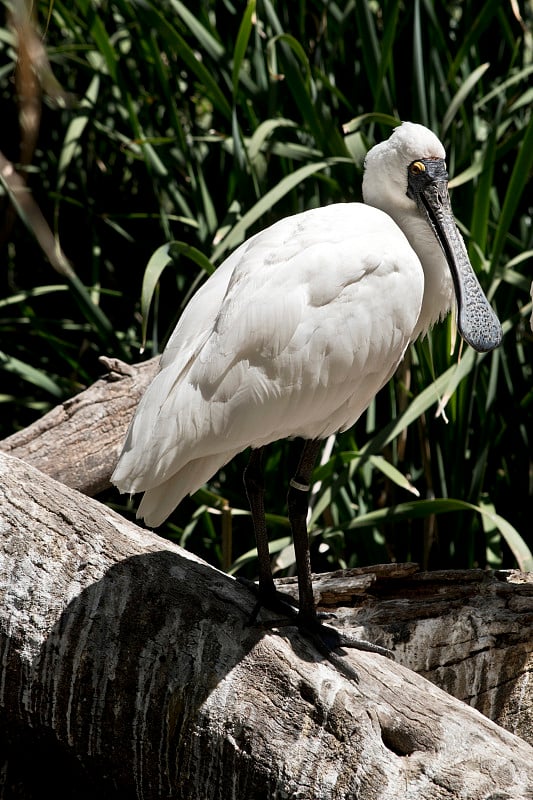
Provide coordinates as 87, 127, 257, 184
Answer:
244, 440, 393, 683
288, 439, 394, 676
287, 439, 322, 625
243, 447, 276, 598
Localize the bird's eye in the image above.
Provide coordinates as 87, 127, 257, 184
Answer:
410, 161, 426, 175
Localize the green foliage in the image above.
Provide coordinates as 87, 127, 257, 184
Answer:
1, 0, 531, 575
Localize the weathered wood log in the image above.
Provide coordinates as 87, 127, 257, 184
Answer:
0, 356, 159, 496
0, 452, 532, 799
1, 361, 532, 752
276, 566, 533, 746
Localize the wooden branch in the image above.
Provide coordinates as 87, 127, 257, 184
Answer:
1, 361, 532, 753
0, 356, 159, 496
1, 452, 532, 798
277, 565, 533, 746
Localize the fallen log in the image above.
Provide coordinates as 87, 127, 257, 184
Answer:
0, 452, 532, 799
1, 359, 531, 749
0, 356, 159, 496
276, 565, 533, 745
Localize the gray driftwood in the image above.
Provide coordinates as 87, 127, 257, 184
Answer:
0, 452, 532, 799
276, 565, 533, 746
0, 356, 159, 496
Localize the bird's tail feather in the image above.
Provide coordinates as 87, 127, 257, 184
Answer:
136, 449, 242, 528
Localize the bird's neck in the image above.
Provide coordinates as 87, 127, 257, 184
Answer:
401, 210, 456, 340
372, 200, 456, 341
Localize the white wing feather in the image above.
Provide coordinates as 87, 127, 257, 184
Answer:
112, 203, 424, 525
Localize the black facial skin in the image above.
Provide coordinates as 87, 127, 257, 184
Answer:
405, 157, 502, 353
406, 157, 449, 199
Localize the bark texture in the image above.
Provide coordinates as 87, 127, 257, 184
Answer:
277, 565, 533, 746
0, 452, 532, 800
0, 356, 159, 496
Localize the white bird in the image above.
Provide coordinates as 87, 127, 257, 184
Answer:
112, 122, 502, 659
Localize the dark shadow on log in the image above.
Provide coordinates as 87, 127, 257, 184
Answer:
0, 721, 102, 800
5, 552, 263, 797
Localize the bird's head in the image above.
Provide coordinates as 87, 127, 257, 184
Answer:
362, 122, 502, 352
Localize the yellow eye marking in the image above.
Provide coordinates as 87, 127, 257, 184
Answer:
410, 161, 426, 175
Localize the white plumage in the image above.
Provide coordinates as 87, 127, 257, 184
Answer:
112, 122, 501, 529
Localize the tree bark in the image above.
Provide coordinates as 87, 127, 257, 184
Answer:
276, 565, 533, 746
0, 356, 159, 496
1, 357, 531, 746
0, 452, 532, 799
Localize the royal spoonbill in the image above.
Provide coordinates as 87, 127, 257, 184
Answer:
112, 122, 502, 660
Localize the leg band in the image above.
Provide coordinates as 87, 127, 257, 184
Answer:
289, 478, 310, 492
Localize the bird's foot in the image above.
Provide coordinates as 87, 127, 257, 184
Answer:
237, 578, 392, 683
299, 615, 394, 658
294, 614, 394, 683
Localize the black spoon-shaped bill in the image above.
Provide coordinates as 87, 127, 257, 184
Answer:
408, 159, 503, 353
